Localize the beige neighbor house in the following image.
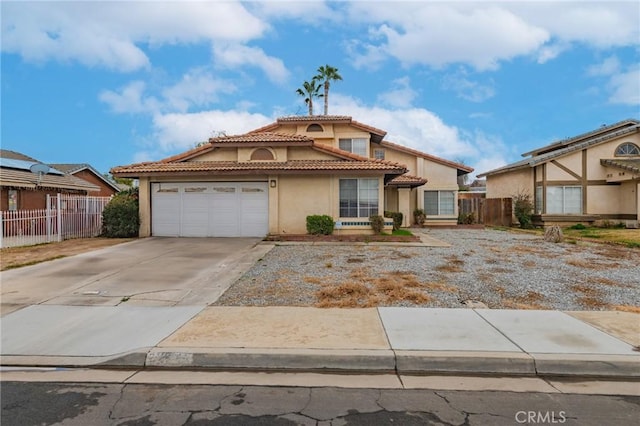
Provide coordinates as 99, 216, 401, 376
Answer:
111, 115, 473, 237
478, 119, 640, 227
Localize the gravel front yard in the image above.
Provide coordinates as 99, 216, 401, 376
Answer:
215, 229, 640, 311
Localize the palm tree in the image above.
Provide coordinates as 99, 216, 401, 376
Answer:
296, 79, 323, 116
315, 65, 342, 115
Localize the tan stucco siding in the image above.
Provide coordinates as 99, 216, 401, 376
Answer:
379, 148, 416, 174
619, 181, 638, 215
423, 161, 458, 188
486, 169, 533, 199
297, 123, 335, 139
192, 148, 237, 161
546, 151, 582, 181
139, 177, 151, 237
277, 175, 332, 234
385, 188, 398, 211
287, 146, 337, 160
588, 185, 624, 214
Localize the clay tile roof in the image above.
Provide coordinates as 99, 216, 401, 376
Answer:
111, 160, 406, 176
277, 115, 353, 123
601, 158, 640, 174
250, 116, 388, 140
209, 132, 313, 144
387, 174, 428, 187
311, 143, 407, 169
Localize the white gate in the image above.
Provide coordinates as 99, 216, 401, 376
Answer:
0, 194, 112, 248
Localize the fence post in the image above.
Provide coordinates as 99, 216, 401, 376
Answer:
46, 194, 51, 243
56, 193, 62, 242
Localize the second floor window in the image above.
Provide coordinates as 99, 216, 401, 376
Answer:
339, 138, 367, 156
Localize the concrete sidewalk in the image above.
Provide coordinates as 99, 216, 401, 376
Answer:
1, 306, 638, 378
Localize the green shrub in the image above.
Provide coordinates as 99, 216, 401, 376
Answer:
458, 212, 475, 224
384, 211, 403, 231
567, 223, 587, 230
413, 209, 426, 226
512, 191, 533, 229
306, 215, 334, 235
369, 215, 385, 234
102, 187, 139, 238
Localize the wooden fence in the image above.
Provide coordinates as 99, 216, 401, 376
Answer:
458, 197, 512, 226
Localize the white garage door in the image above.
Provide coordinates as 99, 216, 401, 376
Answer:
151, 182, 268, 237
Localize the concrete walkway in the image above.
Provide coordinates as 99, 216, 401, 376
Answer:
2, 306, 638, 378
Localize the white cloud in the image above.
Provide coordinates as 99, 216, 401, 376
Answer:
330, 93, 508, 178
250, 1, 338, 24
99, 81, 160, 114
346, 3, 549, 71
512, 2, 640, 49
442, 71, 495, 103
100, 70, 236, 114
2, 1, 267, 71
608, 65, 640, 105
377, 77, 417, 108
150, 110, 273, 153
162, 68, 237, 112
213, 43, 290, 84
587, 56, 621, 76
584, 57, 639, 106
345, 2, 638, 71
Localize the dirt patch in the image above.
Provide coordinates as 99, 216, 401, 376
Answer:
0, 238, 134, 271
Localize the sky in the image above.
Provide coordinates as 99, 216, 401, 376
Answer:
1, 0, 639, 179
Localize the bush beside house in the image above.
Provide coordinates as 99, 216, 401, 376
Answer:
102, 188, 139, 238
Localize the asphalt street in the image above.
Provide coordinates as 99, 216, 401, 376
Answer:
2, 381, 639, 426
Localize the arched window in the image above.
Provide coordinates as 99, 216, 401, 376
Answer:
306, 123, 323, 132
250, 148, 275, 161
615, 142, 640, 156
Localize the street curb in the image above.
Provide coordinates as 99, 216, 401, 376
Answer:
0, 349, 149, 368
394, 351, 536, 375
532, 354, 640, 378
2, 349, 638, 379
145, 348, 397, 372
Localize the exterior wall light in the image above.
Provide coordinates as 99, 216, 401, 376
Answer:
270, 180, 277, 188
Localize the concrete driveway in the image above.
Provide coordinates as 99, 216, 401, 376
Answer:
1, 237, 272, 314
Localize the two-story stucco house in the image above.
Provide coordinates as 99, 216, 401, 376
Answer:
111, 115, 473, 237
478, 119, 640, 227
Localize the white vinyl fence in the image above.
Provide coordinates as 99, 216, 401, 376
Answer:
0, 194, 112, 248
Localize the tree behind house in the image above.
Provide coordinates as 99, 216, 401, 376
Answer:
296, 79, 323, 116
315, 65, 342, 115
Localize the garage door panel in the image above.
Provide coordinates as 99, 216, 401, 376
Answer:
151, 182, 268, 237
182, 193, 210, 237
151, 184, 181, 237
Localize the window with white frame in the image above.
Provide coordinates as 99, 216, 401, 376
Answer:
339, 138, 368, 156
615, 142, 640, 156
424, 190, 455, 215
546, 186, 582, 214
373, 149, 385, 160
339, 178, 379, 217
535, 186, 543, 214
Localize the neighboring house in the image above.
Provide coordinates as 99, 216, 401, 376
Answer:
49, 164, 120, 197
111, 115, 472, 237
478, 119, 640, 227
0, 150, 100, 210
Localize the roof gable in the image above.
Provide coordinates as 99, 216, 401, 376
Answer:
522, 119, 640, 157
250, 116, 388, 143
478, 120, 640, 178
49, 163, 121, 192
379, 140, 473, 175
